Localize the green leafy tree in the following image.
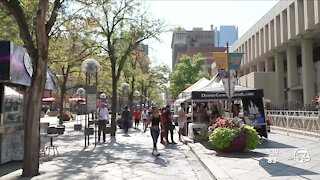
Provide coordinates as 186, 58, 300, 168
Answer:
49, 26, 98, 124
0, 0, 65, 177
169, 54, 211, 98
78, 0, 165, 136
123, 49, 145, 112
144, 65, 170, 106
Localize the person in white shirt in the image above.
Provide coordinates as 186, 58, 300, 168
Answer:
96, 103, 109, 142
178, 103, 187, 142
141, 108, 149, 127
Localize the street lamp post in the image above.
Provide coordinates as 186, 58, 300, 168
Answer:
74, 88, 85, 131
134, 90, 141, 108
121, 82, 130, 109
81, 59, 100, 147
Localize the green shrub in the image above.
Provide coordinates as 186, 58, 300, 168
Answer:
244, 126, 261, 150
209, 127, 236, 149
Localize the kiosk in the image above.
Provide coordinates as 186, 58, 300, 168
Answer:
0, 41, 55, 164
189, 81, 268, 138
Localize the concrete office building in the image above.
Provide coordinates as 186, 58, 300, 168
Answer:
215, 26, 239, 47
230, 0, 320, 105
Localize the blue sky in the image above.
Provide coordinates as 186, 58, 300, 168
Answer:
143, 0, 279, 69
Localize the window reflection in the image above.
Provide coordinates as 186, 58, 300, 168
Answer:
4, 86, 23, 123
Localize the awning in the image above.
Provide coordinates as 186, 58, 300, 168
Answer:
42, 97, 55, 102
69, 97, 86, 102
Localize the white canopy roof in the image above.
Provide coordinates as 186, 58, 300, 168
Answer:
4, 86, 23, 99
180, 77, 210, 98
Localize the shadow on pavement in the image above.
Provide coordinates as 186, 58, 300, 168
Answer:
216, 151, 268, 158
0, 161, 22, 177
153, 156, 168, 167
257, 139, 297, 149
259, 158, 319, 177
45, 127, 177, 179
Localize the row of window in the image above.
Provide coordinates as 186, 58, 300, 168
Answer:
176, 34, 214, 40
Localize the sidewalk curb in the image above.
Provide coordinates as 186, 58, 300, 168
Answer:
182, 136, 218, 180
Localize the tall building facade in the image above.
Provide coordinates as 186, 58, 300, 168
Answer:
171, 26, 238, 72
214, 25, 239, 47
230, 0, 320, 105
171, 27, 215, 70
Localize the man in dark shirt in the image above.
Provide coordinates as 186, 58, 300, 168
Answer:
162, 105, 176, 144
121, 106, 131, 134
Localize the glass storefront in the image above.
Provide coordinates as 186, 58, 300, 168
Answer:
3, 86, 24, 123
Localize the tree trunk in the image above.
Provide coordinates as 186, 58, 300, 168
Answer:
22, 56, 47, 177
58, 84, 66, 125
128, 77, 135, 113
110, 67, 118, 136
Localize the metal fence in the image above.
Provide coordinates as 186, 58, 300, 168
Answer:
265, 110, 320, 135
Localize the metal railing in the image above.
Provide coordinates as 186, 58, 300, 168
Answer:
265, 110, 320, 136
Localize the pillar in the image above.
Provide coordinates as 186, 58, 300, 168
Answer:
250, 65, 257, 73
301, 38, 315, 104
288, 3, 296, 40
275, 53, 285, 105
265, 57, 274, 72
286, 46, 299, 101
295, 0, 304, 35
257, 61, 264, 72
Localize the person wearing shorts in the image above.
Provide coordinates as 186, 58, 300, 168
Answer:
133, 107, 141, 129
141, 108, 149, 127
144, 106, 161, 156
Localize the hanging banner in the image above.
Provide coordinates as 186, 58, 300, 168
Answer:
213, 52, 243, 98
228, 53, 243, 70
227, 52, 244, 98
212, 52, 228, 70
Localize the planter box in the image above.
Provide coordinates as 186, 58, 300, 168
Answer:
220, 134, 247, 153
74, 124, 82, 131
56, 125, 65, 134
85, 128, 94, 135
47, 127, 56, 134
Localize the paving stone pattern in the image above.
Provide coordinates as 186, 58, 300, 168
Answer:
1, 117, 212, 180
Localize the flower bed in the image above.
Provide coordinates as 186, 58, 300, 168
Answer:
207, 117, 260, 152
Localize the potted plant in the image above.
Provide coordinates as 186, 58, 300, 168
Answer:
58, 111, 73, 121
208, 116, 260, 152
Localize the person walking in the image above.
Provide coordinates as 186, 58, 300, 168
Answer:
96, 103, 109, 142
160, 107, 166, 144
133, 107, 141, 129
162, 105, 176, 144
144, 106, 161, 156
121, 106, 131, 134
178, 102, 187, 142
141, 108, 149, 128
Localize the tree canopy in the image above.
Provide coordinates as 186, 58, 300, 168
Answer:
169, 54, 211, 98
